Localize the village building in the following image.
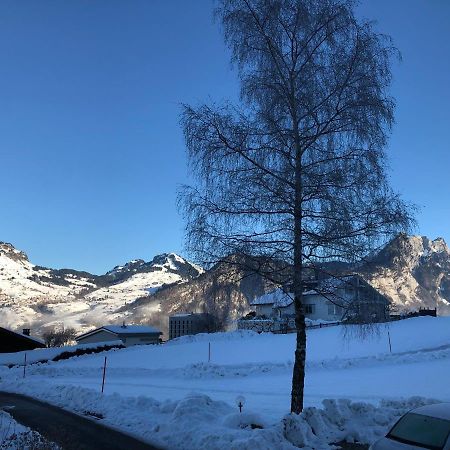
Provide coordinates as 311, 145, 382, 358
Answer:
240, 274, 390, 332
0, 327, 46, 353
76, 324, 162, 347
169, 313, 216, 340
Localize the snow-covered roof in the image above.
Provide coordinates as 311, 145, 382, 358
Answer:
251, 289, 293, 308
304, 274, 360, 296
77, 324, 161, 340
103, 325, 161, 335
252, 276, 370, 307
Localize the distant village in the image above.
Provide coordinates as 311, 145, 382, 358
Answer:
0, 272, 436, 354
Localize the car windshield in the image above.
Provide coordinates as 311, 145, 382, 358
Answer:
388, 412, 450, 450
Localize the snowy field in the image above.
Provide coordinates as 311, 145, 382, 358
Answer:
0, 316, 449, 449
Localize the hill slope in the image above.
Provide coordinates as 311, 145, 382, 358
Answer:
0, 242, 202, 334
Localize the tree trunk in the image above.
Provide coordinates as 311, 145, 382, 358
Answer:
290, 208, 306, 413
290, 116, 306, 414
291, 299, 306, 413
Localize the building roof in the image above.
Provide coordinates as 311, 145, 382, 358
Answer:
76, 324, 162, 340
303, 274, 357, 296
0, 327, 45, 346
169, 312, 212, 319
103, 325, 161, 334
250, 289, 293, 308
251, 274, 388, 308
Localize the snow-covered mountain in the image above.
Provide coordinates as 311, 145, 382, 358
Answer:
126, 235, 450, 335
0, 242, 203, 334
125, 254, 276, 334
361, 234, 450, 315
1, 235, 450, 337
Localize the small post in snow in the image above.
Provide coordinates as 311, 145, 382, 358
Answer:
236, 395, 245, 413
101, 356, 107, 393
208, 342, 211, 363
387, 329, 392, 353
23, 353, 27, 378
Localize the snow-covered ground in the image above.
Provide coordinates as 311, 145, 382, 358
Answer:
0, 317, 449, 449
0, 410, 59, 449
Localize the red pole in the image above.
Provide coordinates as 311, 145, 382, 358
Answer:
23, 353, 27, 378
101, 356, 107, 393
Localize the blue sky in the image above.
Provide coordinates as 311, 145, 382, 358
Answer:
0, 0, 449, 274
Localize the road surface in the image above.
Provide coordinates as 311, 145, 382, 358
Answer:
0, 391, 163, 450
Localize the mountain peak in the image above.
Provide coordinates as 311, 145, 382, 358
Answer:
363, 234, 450, 315
101, 252, 203, 288
429, 237, 449, 253
150, 253, 204, 276
106, 259, 146, 276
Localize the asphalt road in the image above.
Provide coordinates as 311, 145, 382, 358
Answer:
0, 391, 164, 450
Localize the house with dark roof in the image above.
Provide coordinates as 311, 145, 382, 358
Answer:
248, 274, 390, 323
76, 323, 162, 347
0, 327, 46, 353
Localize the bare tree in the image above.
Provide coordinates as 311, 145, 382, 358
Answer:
42, 326, 77, 347
179, 0, 414, 414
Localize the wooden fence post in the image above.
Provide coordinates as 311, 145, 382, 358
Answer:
387, 329, 392, 353
101, 356, 107, 393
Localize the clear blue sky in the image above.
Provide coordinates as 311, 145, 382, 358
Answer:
0, 1, 449, 274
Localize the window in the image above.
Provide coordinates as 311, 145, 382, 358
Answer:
304, 304, 315, 314
327, 303, 343, 316
387, 413, 450, 450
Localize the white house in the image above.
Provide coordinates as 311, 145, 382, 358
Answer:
249, 274, 389, 323
250, 288, 343, 322
76, 324, 162, 347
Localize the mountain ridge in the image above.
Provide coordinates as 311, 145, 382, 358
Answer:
361, 233, 450, 315
0, 242, 203, 334
1, 234, 450, 337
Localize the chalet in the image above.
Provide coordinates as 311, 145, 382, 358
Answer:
0, 327, 46, 353
249, 274, 390, 323
76, 324, 162, 347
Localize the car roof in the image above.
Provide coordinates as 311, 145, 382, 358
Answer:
411, 403, 450, 421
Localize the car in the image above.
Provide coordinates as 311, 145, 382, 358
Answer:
370, 403, 450, 450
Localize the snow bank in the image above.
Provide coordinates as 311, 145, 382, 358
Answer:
0, 376, 440, 450
0, 410, 28, 443
0, 410, 59, 449
283, 397, 440, 448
